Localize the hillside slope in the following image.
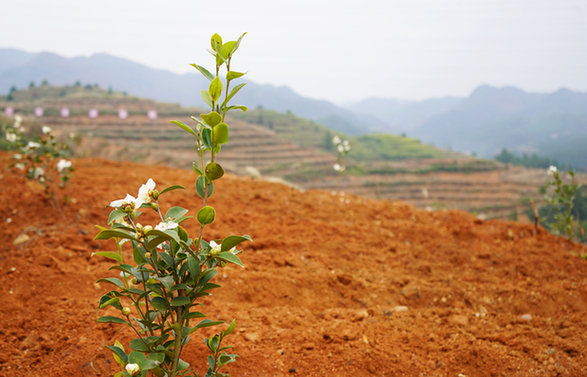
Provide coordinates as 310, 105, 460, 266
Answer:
0, 154, 586, 376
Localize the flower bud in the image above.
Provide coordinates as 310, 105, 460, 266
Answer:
130, 277, 139, 285
220, 261, 227, 267
150, 203, 158, 211
124, 206, 133, 213
144, 252, 152, 259
152, 189, 160, 200
126, 363, 140, 376
143, 225, 153, 234
122, 307, 131, 316
135, 223, 143, 230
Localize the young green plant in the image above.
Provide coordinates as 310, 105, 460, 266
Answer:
4, 116, 74, 215
93, 33, 251, 377
543, 165, 581, 239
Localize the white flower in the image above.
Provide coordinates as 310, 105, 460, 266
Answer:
548, 166, 557, 176
69, 132, 76, 139
13, 153, 21, 160
42, 126, 51, 134
14, 163, 24, 170
336, 144, 344, 153
342, 140, 349, 147
155, 221, 178, 231
332, 135, 341, 145
6, 132, 16, 142
14, 115, 22, 126
137, 178, 156, 204
333, 163, 345, 172
343, 141, 351, 152
56, 159, 72, 173
27, 141, 40, 149
18, 126, 25, 133
209, 240, 222, 256
125, 363, 140, 376
110, 193, 140, 208
33, 167, 44, 179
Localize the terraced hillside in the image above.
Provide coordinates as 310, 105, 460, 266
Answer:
2, 85, 585, 220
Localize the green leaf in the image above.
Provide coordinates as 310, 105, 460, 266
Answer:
187, 255, 200, 279
202, 128, 213, 150
165, 206, 188, 221
193, 163, 202, 176
108, 264, 134, 274
191, 320, 224, 333
209, 77, 223, 102
224, 319, 236, 336
196, 268, 218, 287
171, 283, 190, 292
189, 64, 214, 81
234, 32, 247, 53
170, 296, 191, 307
130, 339, 150, 352
210, 33, 222, 50
218, 41, 236, 60
92, 251, 123, 264
96, 277, 126, 289
220, 235, 252, 252
200, 111, 222, 128
216, 252, 244, 267
200, 282, 222, 291
212, 123, 229, 144
224, 83, 246, 104
141, 359, 161, 371
226, 105, 248, 112
99, 296, 121, 309
205, 162, 224, 181
159, 185, 185, 195
201, 90, 213, 108
97, 316, 128, 325
154, 276, 174, 291
184, 311, 207, 319
197, 206, 216, 226
146, 236, 168, 251
177, 359, 190, 371
105, 345, 128, 364
94, 228, 137, 241
226, 71, 246, 80
196, 176, 214, 198
150, 297, 169, 311
108, 210, 128, 225
170, 120, 198, 138
148, 229, 180, 244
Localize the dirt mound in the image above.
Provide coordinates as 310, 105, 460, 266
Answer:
0, 153, 586, 376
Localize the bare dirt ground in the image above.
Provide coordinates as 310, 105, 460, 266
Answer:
0, 153, 586, 377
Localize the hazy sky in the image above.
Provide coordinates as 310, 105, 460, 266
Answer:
1, 0, 586, 103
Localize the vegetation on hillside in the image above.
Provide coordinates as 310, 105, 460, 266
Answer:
234, 108, 452, 162
495, 148, 563, 169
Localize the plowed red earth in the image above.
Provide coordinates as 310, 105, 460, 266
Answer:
1, 153, 586, 377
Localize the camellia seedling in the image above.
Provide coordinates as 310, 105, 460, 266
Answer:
543, 165, 581, 239
332, 135, 350, 174
93, 33, 251, 377
4, 116, 74, 215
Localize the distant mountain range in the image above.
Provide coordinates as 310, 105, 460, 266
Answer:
2, 48, 586, 169
0, 48, 382, 135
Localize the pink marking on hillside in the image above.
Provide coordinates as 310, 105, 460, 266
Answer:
61, 108, 70, 117
118, 109, 128, 119
4, 107, 13, 116
34, 107, 44, 117
147, 110, 157, 120
89, 108, 98, 118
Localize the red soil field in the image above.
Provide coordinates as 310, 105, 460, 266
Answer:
0, 153, 586, 377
